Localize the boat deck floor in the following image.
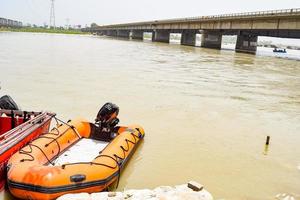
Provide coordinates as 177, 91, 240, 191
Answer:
53, 138, 108, 166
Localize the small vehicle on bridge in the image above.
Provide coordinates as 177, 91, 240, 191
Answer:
273, 47, 287, 53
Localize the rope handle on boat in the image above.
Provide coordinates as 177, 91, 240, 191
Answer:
18, 130, 66, 165
18, 116, 76, 165
54, 117, 81, 139
42, 126, 69, 145
19, 144, 35, 162
100, 129, 142, 188
48, 127, 60, 136
19, 142, 55, 165
116, 129, 142, 160
95, 129, 141, 162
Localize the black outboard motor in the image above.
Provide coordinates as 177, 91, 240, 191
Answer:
95, 102, 119, 128
0, 95, 20, 110
91, 103, 120, 141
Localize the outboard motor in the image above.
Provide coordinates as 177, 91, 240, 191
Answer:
95, 102, 119, 128
92, 103, 120, 141
0, 95, 20, 110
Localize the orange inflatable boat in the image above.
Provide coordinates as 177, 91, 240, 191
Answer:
7, 103, 145, 200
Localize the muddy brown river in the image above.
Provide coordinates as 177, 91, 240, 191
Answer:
0, 32, 299, 200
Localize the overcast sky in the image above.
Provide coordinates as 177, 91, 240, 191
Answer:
1, 0, 300, 27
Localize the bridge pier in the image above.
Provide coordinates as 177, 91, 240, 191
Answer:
201, 31, 222, 49
181, 30, 197, 46
131, 30, 144, 40
117, 30, 130, 38
97, 30, 107, 36
107, 30, 117, 37
153, 30, 170, 43
235, 33, 258, 54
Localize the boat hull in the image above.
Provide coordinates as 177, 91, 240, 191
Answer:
7, 118, 144, 200
0, 110, 53, 190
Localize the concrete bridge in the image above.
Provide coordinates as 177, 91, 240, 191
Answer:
88, 8, 300, 54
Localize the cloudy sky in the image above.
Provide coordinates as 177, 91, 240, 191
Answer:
1, 0, 300, 27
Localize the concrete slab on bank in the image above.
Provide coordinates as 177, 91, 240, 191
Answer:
57, 181, 213, 200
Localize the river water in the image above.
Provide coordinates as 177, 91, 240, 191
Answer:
0, 32, 300, 200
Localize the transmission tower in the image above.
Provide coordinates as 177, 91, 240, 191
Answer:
49, 0, 55, 29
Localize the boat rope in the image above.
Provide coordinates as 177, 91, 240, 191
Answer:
29, 143, 55, 165
18, 127, 67, 164
53, 117, 81, 139
61, 155, 119, 170
43, 126, 69, 145
99, 130, 141, 188
17, 116, 80, 166
40, 136, 61, 160
19, 145, 35, 162
97, 154, 122, 188
18, 126, 79, 166
60, 129, 142, 189
19, 142, 54, 165
61, 154, 122, 187
49, 127, 60, 136
17, 126, 143, 190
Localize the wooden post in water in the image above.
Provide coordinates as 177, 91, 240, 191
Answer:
263, 136, 270, 155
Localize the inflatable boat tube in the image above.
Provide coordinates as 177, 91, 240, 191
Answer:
7, 118, 144, 200
0, 110, 53, 190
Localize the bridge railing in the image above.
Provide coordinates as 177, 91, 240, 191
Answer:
166, 8, 300, 22
94, 8, 300, 29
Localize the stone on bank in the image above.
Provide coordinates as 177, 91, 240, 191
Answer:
57, 182, 213, 200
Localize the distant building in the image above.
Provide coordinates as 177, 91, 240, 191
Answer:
0, 17, 22, 27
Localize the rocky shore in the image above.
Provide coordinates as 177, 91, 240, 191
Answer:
57, 181, 213, 200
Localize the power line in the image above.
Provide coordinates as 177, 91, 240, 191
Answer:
49, 0, 55, 29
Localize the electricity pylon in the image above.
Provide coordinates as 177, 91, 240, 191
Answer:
49, 0, 55, 29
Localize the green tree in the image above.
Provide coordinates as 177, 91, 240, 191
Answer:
91, 23, 98, 28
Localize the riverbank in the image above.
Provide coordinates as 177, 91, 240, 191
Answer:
57, 182, 213, 200
0, 27, 89, 35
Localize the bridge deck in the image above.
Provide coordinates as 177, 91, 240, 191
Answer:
94, 8, 300, 30
88, 8, 300, 54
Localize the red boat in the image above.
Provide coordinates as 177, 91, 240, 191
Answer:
0, 109, 54, 190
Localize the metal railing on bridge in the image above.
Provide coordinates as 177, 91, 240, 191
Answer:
171, 8, 300, 22
95, 8, 300, 28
